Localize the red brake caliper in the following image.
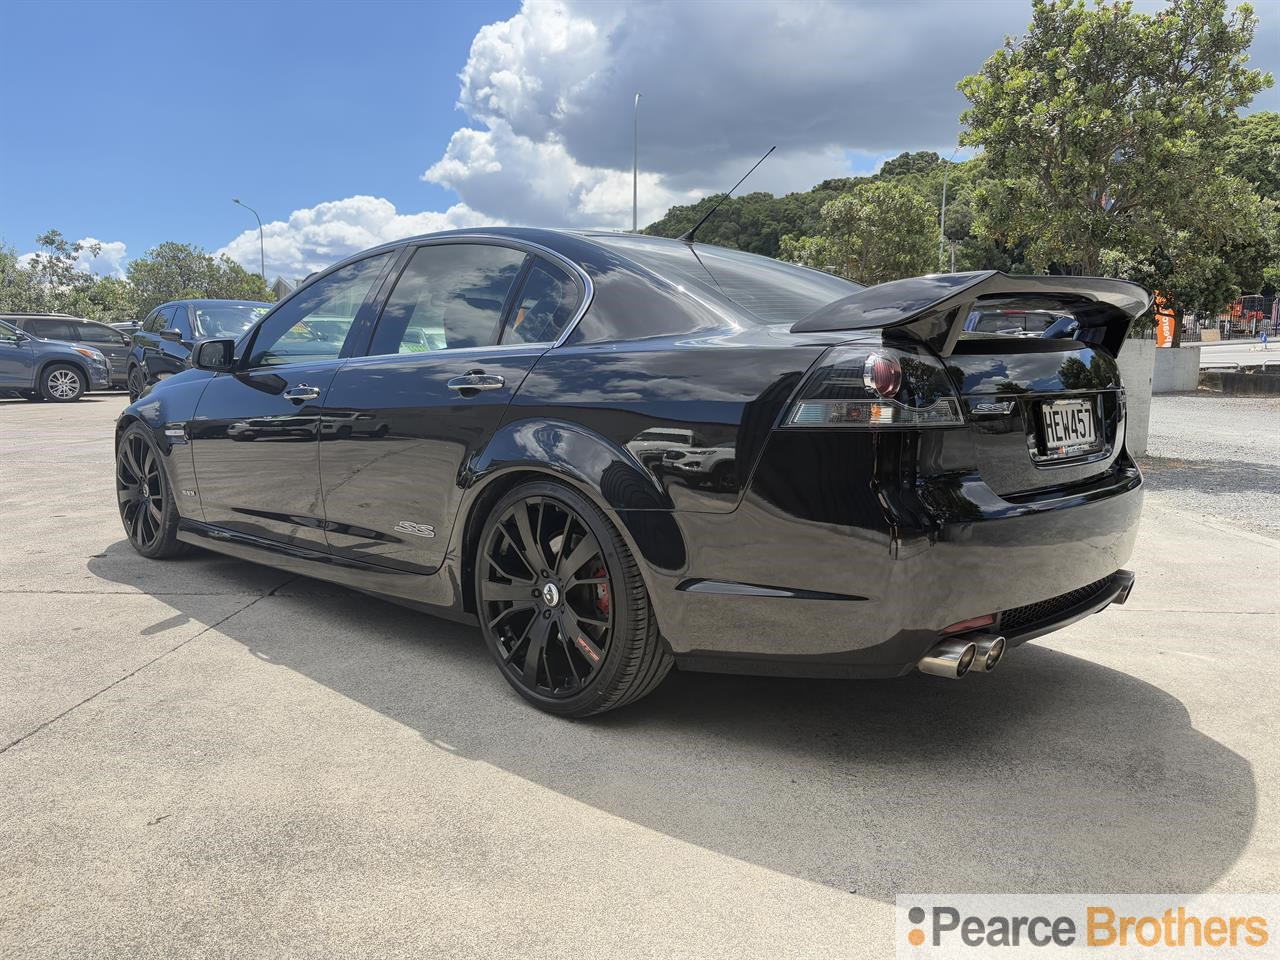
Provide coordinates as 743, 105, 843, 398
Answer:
592, 565, 610, 616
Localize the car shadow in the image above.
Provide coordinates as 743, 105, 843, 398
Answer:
89, 545, 1256, 902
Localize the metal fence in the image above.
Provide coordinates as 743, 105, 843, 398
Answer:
1177, 295, 1279, 343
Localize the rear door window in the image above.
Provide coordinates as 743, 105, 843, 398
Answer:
368, 243, 527, 356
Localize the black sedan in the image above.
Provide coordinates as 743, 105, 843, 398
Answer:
114, 228, 1147, 716
126, 299, 270, 398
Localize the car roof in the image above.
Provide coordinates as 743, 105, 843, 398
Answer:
0, 312, 89, 321
159, 299, 272, 308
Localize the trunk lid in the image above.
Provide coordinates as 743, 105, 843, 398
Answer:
792, 271, 1151, 497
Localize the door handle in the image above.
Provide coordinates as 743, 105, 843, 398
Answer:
447, 372, 505, 393
283, 384, 321, 403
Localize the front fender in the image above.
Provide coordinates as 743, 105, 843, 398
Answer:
116, 373, 213, 522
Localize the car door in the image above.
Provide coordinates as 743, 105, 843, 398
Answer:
188, 252, 396, 550
75, 320, 131, 382
135, 305, 175, 381
150, 304, 195, 379
0, 321, 35, 387
319, 242, 584, 574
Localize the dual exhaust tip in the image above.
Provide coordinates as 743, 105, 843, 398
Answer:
917, 633, 1006, 678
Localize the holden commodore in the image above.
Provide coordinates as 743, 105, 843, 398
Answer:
114, 228, 1147, 716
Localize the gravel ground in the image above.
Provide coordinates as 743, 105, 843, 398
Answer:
1140, 394, 1280, 538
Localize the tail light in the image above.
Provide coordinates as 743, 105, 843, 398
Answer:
786, 343, 964, 428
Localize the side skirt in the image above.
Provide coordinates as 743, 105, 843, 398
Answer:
176, 519, 473, 620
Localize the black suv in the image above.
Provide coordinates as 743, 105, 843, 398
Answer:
127, 300, 269, 399
2, 313, 130, 389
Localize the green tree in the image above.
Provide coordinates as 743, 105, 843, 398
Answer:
0, 244, 39, 312
127, 242, 272, 314
1222, 111, 1280, 202
958, 0, 1273, 276
779, 180, 937, 284
12, 230, 103, 314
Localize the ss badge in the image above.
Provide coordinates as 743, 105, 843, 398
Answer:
394, 520, 436, 538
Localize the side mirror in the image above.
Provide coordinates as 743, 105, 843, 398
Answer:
159, 328, 185, 343
193, 338, 236, 372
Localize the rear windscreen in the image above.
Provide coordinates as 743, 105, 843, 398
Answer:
962, 297, 1082, 341
590, 235, 863, 323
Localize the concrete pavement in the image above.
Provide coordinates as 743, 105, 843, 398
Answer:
1, 394, 1277, 959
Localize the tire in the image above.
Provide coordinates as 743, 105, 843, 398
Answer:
127, 365, 145, 401
116, 423, 191, 559
40, 364, 85, 402
475, 480, 672, 717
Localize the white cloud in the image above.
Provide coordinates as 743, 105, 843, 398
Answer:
227, 0, 1280, 268
423, 119, 700, 226
74, 238, 128, 278
216, 196, 495, 279
17, 237, 129, 278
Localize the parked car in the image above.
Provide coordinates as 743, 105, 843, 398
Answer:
2, 312, 130, 389
114, 228, 1147, 717
0, 317, 111, 401
126, 299, 270, 399
110, 320, 144, 336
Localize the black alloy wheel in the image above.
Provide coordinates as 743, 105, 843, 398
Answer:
127, 366, 145, 401
476, 481, 672, 717
116, 424, 189, 559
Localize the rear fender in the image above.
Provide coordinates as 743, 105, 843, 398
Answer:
454, 418, 688, 619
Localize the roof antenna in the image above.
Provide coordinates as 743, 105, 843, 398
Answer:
677, 145, 776, 244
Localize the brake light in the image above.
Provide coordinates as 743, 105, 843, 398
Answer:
786, 343, 964, 428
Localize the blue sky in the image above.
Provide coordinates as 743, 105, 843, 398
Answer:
1, 0, 515, 266
2, 0, 1275, 280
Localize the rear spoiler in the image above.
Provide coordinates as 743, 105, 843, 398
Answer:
790, 271, 1152, 357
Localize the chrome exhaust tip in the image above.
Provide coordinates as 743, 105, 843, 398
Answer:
917, 638, 978, 678
968, 633, 1007, 673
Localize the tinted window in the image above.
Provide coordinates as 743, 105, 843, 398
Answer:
0, 320, 23, 342
369, 244, 526, 356
76, 322, 124, 343
500, 258, 582, 345
144, 307, 172, 333
589, 235, 863, 323
246, 253, 392, 367
192, 302, 271, 339
169, 306, 193, 339
30, 318, 78, 340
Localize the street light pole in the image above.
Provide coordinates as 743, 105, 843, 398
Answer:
938, 145, 960, 272
633, 92, 641, 232
232, 198, 266, 281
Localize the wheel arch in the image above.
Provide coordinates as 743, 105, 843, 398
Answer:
36, 357, 91, 391
454, 419, 688, 620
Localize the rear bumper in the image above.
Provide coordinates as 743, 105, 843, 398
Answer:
652, 447, 1143, 678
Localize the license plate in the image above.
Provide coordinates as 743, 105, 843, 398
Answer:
1039, 398, 1099, 459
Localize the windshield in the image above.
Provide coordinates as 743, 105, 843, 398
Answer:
194, 303, 271, 338
589, 235, 864, 323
